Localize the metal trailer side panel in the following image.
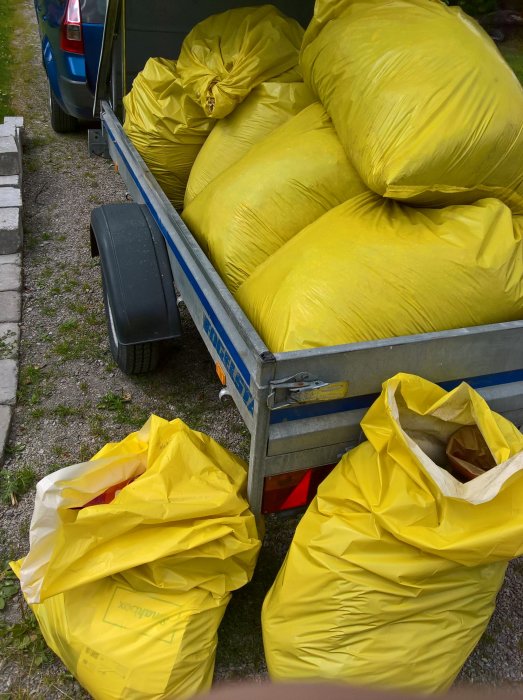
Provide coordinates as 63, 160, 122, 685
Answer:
268, 323, 523, 418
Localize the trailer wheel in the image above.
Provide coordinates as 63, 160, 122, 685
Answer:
102, 269, 161, 374
91, 203, 181, 375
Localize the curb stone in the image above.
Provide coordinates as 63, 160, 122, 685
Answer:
0, 117, 23, 463
0, 208, 23, 254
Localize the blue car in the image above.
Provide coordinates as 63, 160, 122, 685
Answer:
34, 0, 107, 132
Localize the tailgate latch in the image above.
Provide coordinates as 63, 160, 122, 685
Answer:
267, 373, 350, 410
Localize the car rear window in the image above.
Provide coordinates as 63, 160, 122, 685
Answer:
80, 0, 107, 24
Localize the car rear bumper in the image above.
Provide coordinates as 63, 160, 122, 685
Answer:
58, 75, 97, 121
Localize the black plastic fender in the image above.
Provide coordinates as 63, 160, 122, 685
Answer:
90, 203, 181, 345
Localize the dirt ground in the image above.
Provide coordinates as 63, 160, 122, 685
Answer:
0, 1, 522, 697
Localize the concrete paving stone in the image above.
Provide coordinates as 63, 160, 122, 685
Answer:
0, 175, 19, 187
3, 118, 24, 155
0, 263, 21, 292
0, 291, 21, 322
0, 124, 16, 138
0, 136, 19, 176
2, 117, 24, 180
4, 117, 24, 128
0, 208, 22, 254
0, 323, 20, 357
0, 253, 21, 265
0, 404, 13, 462
0, 187, 22, 208
0, 359, 17, 405
7, 118, 24, 155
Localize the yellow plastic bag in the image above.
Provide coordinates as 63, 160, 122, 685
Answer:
262, 373, 523, 693
13, 416, 261, 699
11, 564, 229, 700
300, 0, 523, 212
236, 194, 523, 352
177, 6, 304, 119
184, 80, 315, 206
123, 58, 214, 210
182, 103, 367, 293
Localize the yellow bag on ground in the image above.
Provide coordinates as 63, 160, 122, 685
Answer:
123, 58, 214, 210
184, 80, 315, 206
300, 0, 523, 212
177, 6, 304, 118
236, 195, 523, 352
262, 373, 523, 693
13, 416, 261, 700
182, 103, 367, 293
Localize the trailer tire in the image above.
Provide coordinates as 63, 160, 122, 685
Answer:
91, 203, 181, 374
102, 268, 161, 374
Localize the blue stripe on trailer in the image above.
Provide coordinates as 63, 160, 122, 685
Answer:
105, 121, 251, 385
269, 368, 523, 424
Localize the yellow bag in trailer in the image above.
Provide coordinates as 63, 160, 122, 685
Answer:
262, 373, 523, 693
300, 0, 523, 212
236, 195, 523, 352
184, 80, 315, 206
123, 58, 214, 210
177, 5, 304, 119
182, 103, 367, 293
13, 416, 261, 700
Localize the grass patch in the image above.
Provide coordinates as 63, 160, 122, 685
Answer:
51, 444, 73, 461
67, 301, 88, 315
500, 39, 523, 84
0, 328, 17, 359
0, 608, 53, 669
50, 279, 76, 295
53, 317, 105, 361
0, 0, 15, 119
77, 444, 93, 462
18, 365, 48, 406
96, 391, 148, 426
41, 305, 58, 317
19, 519, 30, 541
52, 404, 84, 421
38, 266, 54, 282
97, 391, 131, 413
0, 562, 19, 610
4, 443, 25, 459
88, 414, 112, 443
47, 444, 93, 466
0, 466, 38, 506
59, 320, 80, 333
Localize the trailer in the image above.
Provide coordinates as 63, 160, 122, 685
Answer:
89, 0, 523, 515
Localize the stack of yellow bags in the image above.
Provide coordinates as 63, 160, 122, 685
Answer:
181, 0, 523, 352
123, 6, 308, 210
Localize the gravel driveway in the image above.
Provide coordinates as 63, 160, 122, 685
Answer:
0, 1, 521, 697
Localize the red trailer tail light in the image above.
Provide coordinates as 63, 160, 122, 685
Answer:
261, 464, 335, 514
60, 0, 84, 55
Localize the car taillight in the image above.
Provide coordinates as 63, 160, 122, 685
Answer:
60, 0, 84, 55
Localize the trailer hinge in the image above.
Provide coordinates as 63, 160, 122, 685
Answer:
267, 372, 350, 410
